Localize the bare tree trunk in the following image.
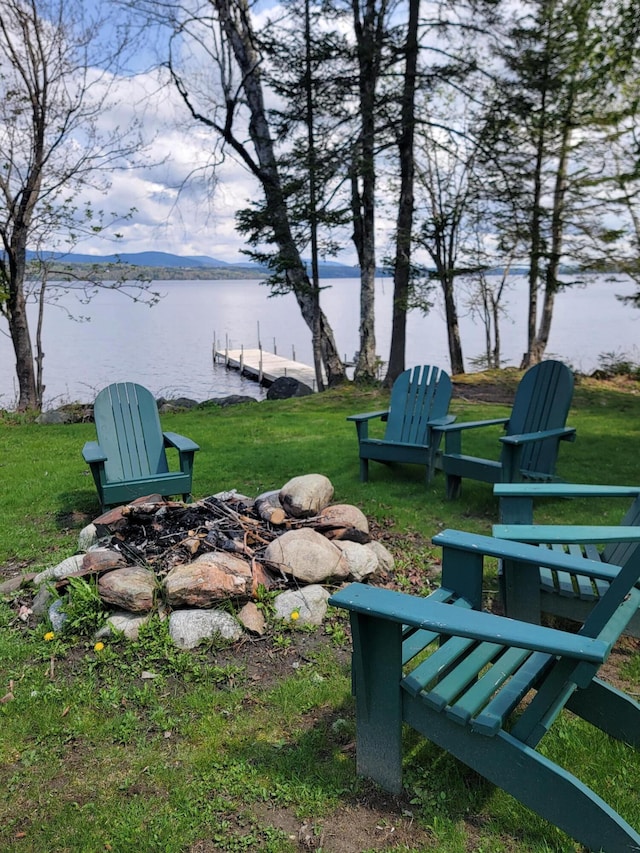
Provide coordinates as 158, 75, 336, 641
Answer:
531, 102, 572, 364
213, 0, 345, 385
352, 0, 386, 382
385, 0, 419, 387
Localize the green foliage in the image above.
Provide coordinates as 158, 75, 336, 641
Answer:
59, 576, 109, 637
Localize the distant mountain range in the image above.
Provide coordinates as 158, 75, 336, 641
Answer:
26, 250, 363, 279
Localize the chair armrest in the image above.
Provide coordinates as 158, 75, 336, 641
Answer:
494, 523, 640, 547
494, 483, 640, 499
163, 432, 200, 453
438, 417, 509, 433
346, 410, 389, 423
434, 528, 614, 582
499, 426, 576, 447
82, 441, 107, 464
428, 414, 457, 427
329, 582, 608, 663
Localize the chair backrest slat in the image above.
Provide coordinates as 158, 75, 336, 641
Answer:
503, 361, 574, 475
94, 383, 168, 483
385, 365, 451, 446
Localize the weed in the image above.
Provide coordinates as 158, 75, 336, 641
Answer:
59, 576, 109, 637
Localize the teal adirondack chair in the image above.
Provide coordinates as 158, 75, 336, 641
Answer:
330, 529, 640, 851
438, 360, 576, 499
347, 365, 455, 485
82, 382, 200, 511
493, 482, 640, 637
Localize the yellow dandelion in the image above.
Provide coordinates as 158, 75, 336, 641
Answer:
290, 610, 300, 622
44, 631, 55, 641
94, 642, 105, 652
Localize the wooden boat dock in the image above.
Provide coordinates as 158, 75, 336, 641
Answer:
213, 346, 319, 390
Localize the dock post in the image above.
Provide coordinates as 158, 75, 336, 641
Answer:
240, 344, 244, 375
258, 345, 263, 383
225, 334, 229, 367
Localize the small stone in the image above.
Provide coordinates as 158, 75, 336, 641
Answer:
273, 585, 330, 626
33, 555, 84, 586
48, 598, 68, 632
237, 601, 266, 635
77, 523, 98, 551
95, 610, 151, 641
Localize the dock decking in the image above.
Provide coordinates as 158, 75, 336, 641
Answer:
213, 347, 319, 389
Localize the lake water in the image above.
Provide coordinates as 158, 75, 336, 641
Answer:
1, 274, 638, 409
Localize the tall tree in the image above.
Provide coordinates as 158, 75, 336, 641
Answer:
149, 0, 348, 386
485, 0, 640, 367
384, 0, 420, 385
0, 0, 144, 410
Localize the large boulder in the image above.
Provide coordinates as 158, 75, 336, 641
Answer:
98, 566, 157, 612
333, 540, 378, 581
164, 552, 253, 607
169, 609, 243, 649
266, 376, 313, 400
263, 528, 349, 584
279, 474, 334, 518
315, 504, 370, 542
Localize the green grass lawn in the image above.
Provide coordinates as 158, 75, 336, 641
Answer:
2, 375, 640, 852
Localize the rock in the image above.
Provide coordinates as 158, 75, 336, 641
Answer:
77, 523, 98, 551
164, 552, 253, 607
157, 397, 199, 412
48, 598, 68, 632
279, 474, 334, 518
95, 610, 152, 641
35, 409, 75, 425
315, 504, 370, 542
0, 575, 25, 594
273, 585, 330, 626
98, 566, 157, 612
266, 376, 313, 400
237, 601, 266, 635
81, 548, 127, 574
263, 528, 349, 584
32, 583, 54, 616
203, 395, 258, 407
334, 540, 378, 581
365, 540, 395, 573
169, 609, 243, 649
33, 554, 85, 586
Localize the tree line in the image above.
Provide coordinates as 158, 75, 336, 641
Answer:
1, 0, 639, 410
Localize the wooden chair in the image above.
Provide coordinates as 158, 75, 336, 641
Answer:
82, 382, 200, 510
493, 482, 640, 637
347, 365, 454, 485
330, 529, 640, 851
438, 360, 575, 499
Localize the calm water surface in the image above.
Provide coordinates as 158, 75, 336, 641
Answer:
0, 275, 638, 408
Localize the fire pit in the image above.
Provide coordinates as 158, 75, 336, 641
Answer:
29, 474, 394, 648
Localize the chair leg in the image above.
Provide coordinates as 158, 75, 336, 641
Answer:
568, 678, 640, 747
350, 613, 403, 793
359, 457, 369, 482
403, 697, 640, 852
446, 473, 462, 500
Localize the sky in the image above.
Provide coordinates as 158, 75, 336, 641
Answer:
66, 4, 367, 267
